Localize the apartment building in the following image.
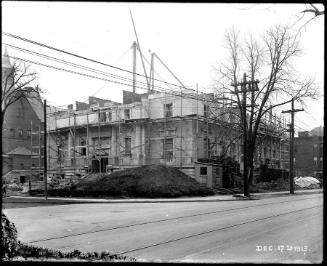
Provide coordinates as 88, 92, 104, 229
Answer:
294, 130, 324, 177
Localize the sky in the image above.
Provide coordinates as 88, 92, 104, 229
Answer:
1, 2, 324, 132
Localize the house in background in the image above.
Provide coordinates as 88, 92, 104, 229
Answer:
294, 128, 324, 177
2, 48, 44, 178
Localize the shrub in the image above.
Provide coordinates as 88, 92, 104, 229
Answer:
1, 214, 136, 261
1, 213, 19, 259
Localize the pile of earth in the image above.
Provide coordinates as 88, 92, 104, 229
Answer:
66, 164, 214, 198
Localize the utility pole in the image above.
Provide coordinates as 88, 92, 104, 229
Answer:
43, 99, 47, 200
231, 73, 259, 197
180, 87, 183, 167
282, 98, 304, 194
196, 84, 199, 160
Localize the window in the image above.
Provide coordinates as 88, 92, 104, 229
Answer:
204, 105, 208, 118
17, 108, 24, 118
26, 130, 31, 138
313, 143, 318, 150
124, 109, 130, 120
9, 128, 15, 138
18, 129, 23, 138
80, 139, 86, 156
125, 137, 131, 154
107, 111, 112, 121
164, 103, 173, 118
314, 156, 318, 165
163, 138, 173, 161
20, 163, 24, 169
99, 112, 107, 122
203, 138, 210, 158
200, 167, 207, 175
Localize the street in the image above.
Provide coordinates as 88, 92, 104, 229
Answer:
3, 193, 323, 263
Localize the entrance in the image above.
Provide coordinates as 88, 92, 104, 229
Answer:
91, 158, 109, 173
100, 158, 108, 173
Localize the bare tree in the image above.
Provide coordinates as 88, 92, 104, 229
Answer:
206, 97, 242, 158
213, 25, 319, 196
1, 60, 40, 127
292, 4, 324, 34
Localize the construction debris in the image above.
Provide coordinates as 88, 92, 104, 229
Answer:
294, 176, 321, 189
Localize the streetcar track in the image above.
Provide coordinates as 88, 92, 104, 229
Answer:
116, 205, 321, 256
27, 194, 322, 244
175, 212, 321, 261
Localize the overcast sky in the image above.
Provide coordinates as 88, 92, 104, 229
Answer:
2, 2, 324, 132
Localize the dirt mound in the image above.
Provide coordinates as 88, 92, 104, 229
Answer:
71, 165, 214, 198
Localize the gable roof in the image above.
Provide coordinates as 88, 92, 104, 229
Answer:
25, 89, 44, 122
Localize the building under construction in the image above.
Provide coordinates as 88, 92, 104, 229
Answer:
45, 89, 290, 186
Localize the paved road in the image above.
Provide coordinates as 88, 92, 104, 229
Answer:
3, 193, 323, 263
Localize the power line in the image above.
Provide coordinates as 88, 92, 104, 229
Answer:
3, 42, 154, 92
4, 43, 213, 103
6, 52, 289, 135
5, 53, 229, 107
6, 54, 151, 91
3, 32, 191, 91
4, 32, 252, 104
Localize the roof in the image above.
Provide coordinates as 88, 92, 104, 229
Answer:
26, 89, 44, 122
7, 146, 38, 156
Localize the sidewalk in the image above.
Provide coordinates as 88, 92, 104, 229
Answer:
4, 189, 323, 204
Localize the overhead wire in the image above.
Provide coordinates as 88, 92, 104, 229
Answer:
3, 32, 194, 91
4, 52, 226, 106
3, 42, 216, 102
3, 32, 250, 104
4, 35, 292, 134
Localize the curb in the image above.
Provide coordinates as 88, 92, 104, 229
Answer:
4, 189, 322, 205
